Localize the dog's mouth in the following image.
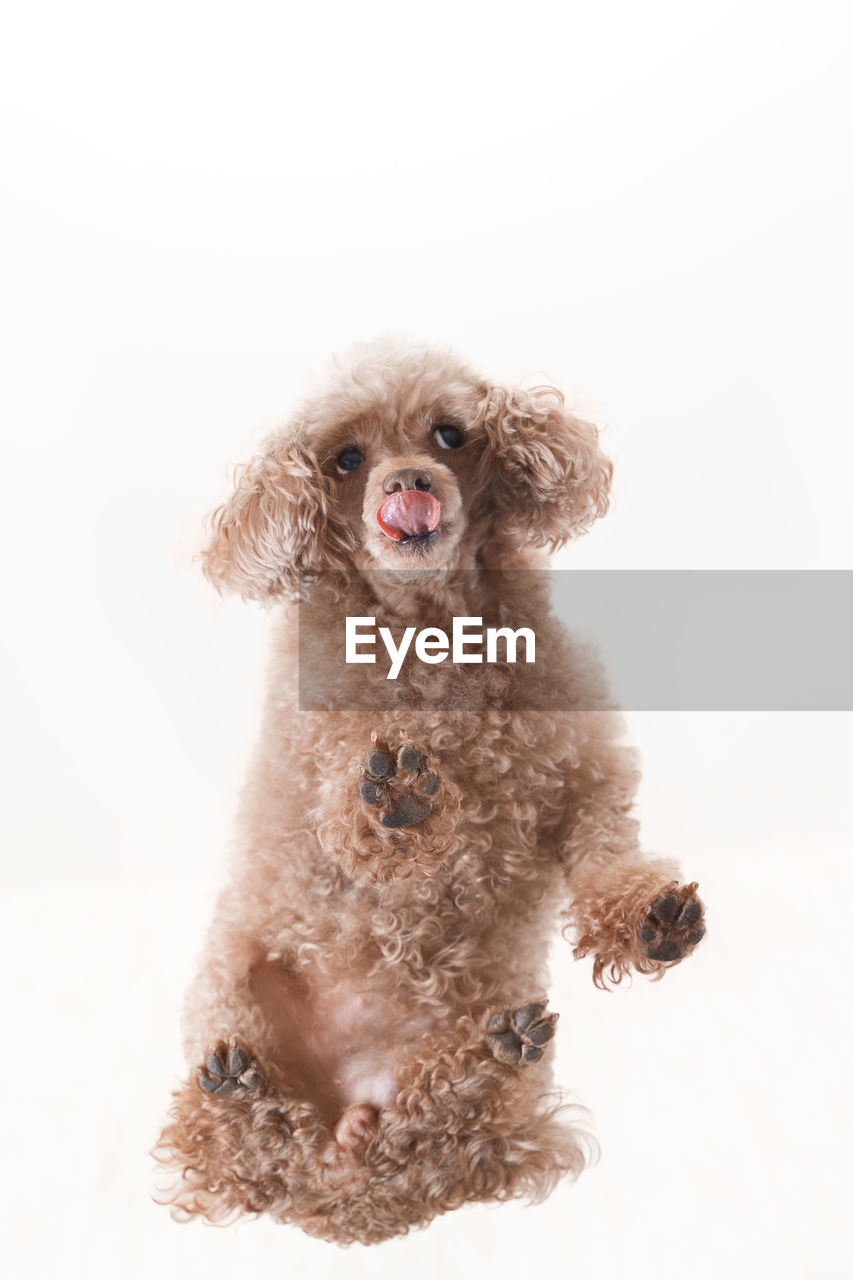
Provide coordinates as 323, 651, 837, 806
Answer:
392, 530, 439, 548
377, 491, 442, 544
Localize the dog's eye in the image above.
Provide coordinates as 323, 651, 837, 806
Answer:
433, 424, 463, 450
336, 447, 365, 473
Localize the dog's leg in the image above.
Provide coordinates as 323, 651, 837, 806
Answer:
565, 845, 706, 987
154, 1038, 328, 1222
552, 732, 706, 986
366, 1005, 587, 1217
358, 733, 441, 828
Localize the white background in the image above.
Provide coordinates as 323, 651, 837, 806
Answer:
2, 2, 851, 1277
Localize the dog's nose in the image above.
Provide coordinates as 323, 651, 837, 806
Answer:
382, 467, 434, 495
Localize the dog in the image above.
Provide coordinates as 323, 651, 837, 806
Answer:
154, 339, 706, 1244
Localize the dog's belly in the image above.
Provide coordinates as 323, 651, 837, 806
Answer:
249, 959, 435, 1124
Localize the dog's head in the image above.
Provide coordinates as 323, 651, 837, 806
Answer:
202, 341, 612, 601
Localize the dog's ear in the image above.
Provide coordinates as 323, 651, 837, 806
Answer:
476, 384, 612, 549
201, 433, 355, 601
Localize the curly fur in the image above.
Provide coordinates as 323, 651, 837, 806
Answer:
154, 339, 705, 1244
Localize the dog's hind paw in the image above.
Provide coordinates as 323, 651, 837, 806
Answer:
487, 1001, 558, 1065
198, 1039, 262, 1096
637, 881, 706, 963
358, 732, 440, 828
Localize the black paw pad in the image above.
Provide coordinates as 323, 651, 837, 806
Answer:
646, 938, 681, 962
487, 1001, 557, 1065
650, 892, 679, 924
198, 1040, 261, 1096
637, 919, 658, 944
358, 733, 439, 828
677, 898, 703, 927
358, 778, 384, 806
397, 743, 424, 773
366, 745, 395, 778
380, 792, 432, 828
638, 881, 706, 965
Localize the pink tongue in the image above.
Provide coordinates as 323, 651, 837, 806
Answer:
377, 490, 441, 540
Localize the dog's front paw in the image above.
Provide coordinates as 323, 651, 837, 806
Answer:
198, 1039, 262, 1096
487, 1001, 558, 1065
637, 881, 706, 963
358, 732, 440, 828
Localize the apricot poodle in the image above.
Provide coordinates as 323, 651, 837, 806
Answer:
154, 340, 706, 1244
